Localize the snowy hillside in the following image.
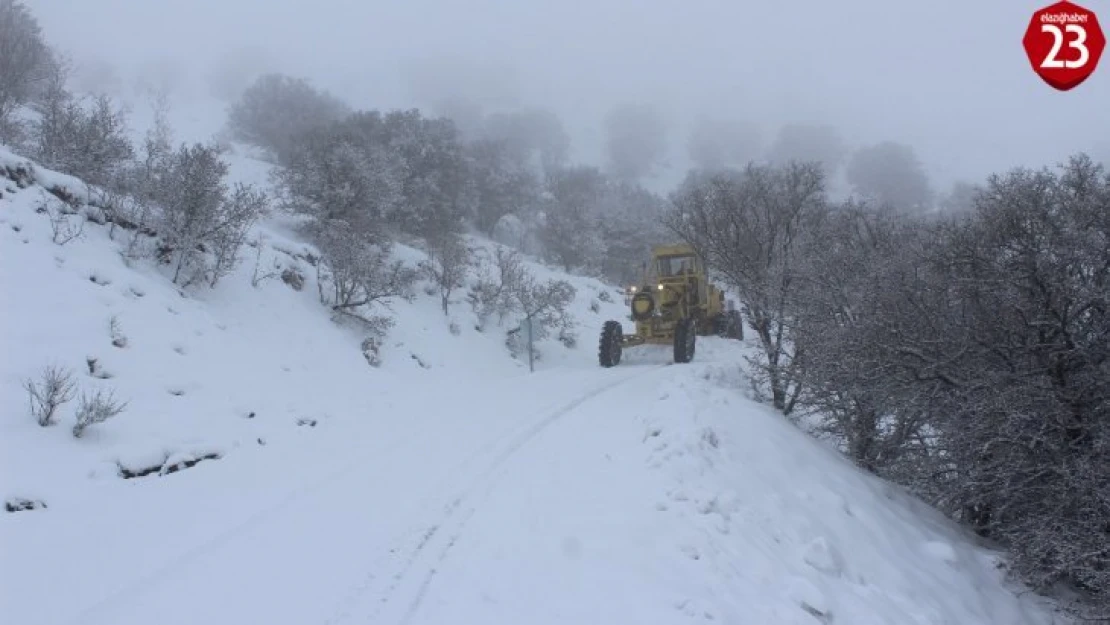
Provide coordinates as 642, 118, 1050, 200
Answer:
1, 148, 1061, 625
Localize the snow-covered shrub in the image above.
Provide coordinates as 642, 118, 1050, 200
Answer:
348, 314, 393, 368
280, 266, 304, 291
23, 364, 76, 426
72, 388, 127, 438
151, 142, 268, 287
468, 246, 527, 330
313, 223, 416, 313
419, 234, 470, 315
45, 197, 83, 245
468, 246, 576, 350
108, 315, 127, 348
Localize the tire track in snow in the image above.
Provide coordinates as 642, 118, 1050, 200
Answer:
356, 363, 671, 625
324, 367, 670, 625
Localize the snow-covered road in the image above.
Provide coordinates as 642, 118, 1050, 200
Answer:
19, 359, 690, 625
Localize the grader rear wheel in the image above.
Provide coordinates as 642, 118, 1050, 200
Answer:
715, 310, 743, 340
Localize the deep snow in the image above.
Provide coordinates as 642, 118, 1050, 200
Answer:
0, 145, 1063, 625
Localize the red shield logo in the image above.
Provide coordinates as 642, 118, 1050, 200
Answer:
1022, 1, 1105, 90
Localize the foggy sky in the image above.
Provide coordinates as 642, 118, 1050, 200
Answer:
28, 0, 1110, 192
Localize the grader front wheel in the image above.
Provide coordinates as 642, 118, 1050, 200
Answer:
598, 320, 623, 367
673, 318, 696, 364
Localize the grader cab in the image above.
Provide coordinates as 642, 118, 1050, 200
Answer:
599, 244, 743, 367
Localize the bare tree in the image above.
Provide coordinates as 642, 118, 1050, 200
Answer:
668, 162, 828, 414
23, 365, 77, 426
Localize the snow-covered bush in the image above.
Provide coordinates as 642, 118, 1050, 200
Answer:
108, 315, 127, 348
23, 364, 76, 426
72, 388, 127, 438
44, 195, 83, 244
419, 234, 470, 315
468, 247, 527, 329
468, 246, 577, 348
150, 143, 268, 287
313, 223, 416, 314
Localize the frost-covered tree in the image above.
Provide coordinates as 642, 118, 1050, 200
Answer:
912, 155, 1110, 611
792, 203, 936, 476
227, 73, 349, 163
383, 110, 469, 240
274, 118, 403, 238
0, 0, 53, 140
540, 165, 607, 272
846, 141, 933, 212
29, 75, 133, 188
464, 137, 541, 235
595, 182, 668, 285
786, 154, 1110, 617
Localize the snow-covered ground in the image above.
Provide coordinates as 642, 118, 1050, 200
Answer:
0, 146, 1062, 625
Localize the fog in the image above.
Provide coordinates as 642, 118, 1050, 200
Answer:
29, 0, 1110, 191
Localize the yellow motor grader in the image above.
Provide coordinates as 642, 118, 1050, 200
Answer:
599, 244, 743, 367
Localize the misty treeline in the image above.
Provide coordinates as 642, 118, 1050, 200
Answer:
224, 70, 670, 290
670, 155, 1110, 618
228, 74, 639, 354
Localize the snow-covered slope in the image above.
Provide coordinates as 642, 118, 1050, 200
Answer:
1, 148, 1060, 625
